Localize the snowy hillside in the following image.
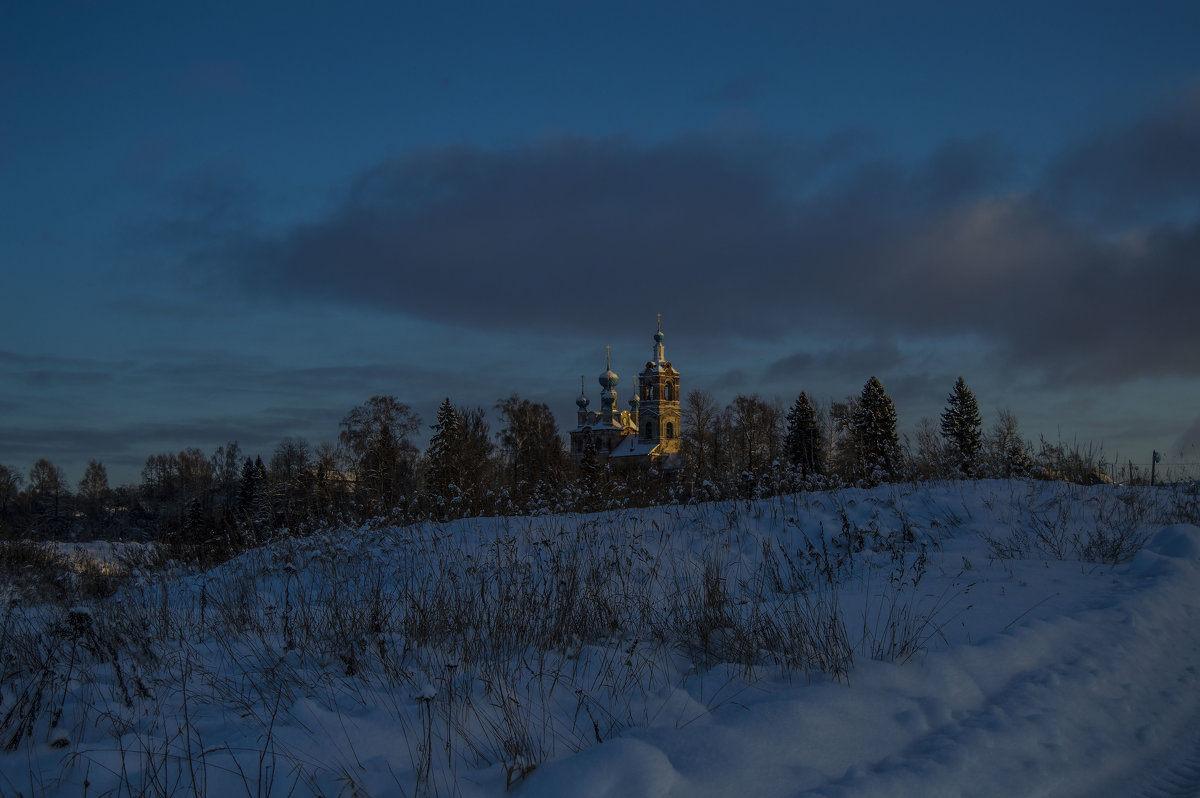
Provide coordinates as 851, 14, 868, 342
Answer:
2, 480, 1199, 797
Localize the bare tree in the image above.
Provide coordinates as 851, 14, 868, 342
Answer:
682, 390, 723, 494
311, 442, 350, 522
986, 408, 1032, 478
496, 396, 567, 506
454, 406, 496, 514
730, 394, 782, 494
28, 458, 71, 537
211, 441, 243, 520
270, 437, 314, 528
78, 460, 111, 534
0, 464, 23, 537
909, 418, 950, 481
828, 396, 860, 480
339, 395, 421, 517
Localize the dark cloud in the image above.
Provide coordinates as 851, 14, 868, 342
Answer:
765, 341, 903, 384
699, 369, 750, 393
174, 88, 1199, 389
124, 164, 260, 281
886, 372, 962, 414
916, 135, 1017, 207
214, 135, 807, 337
1042, 85, 1200, 226
203, 133, 1012, 337
764, 352, 814, 383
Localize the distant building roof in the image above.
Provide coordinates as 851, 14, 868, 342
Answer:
609, 435, 659, 459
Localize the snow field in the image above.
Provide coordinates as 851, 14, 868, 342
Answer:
0, 480, 1196, 797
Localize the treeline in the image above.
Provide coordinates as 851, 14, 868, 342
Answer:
682, 375, 1129, 498
0, 377, 1124, 549
0, 395, 578, 547
683, 376, 1034, 499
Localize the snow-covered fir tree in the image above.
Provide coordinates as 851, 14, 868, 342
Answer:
850, 376, 902, 484
785, 392, 825, 479
940, 377, 982, 476
425, 397, 463, 507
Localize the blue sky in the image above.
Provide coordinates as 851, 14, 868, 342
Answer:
3, 1, 1200, 485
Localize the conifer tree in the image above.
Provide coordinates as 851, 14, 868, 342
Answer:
237, 456, 267, 517
425, 398, 463, 511
850, 376, 902, 484
785, 392, 826, 480
580, 437, 599, 479
940, 377, 982, 477
237, 457, 255, 512
183, 496, 208, 541
577, 438, 602, 510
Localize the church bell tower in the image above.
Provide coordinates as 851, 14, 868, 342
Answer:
637, 316, 681, 457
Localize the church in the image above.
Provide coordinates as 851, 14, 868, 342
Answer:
570, 318, 682, 472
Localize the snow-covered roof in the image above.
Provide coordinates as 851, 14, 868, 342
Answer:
641, 359, 677, 375
609, 435, 660, 458
574, 410, 630, 432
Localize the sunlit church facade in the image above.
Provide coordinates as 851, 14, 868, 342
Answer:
570, 319, 682, 472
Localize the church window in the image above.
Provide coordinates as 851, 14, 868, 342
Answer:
664, 383, 673, 401
666, 422, 675, 439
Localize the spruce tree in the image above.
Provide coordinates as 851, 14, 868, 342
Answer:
237, 457, 260, 515
850, 376, 901, 484
940, 377, 982, 477
578, 438, 601, 510
580, 437, 599, 480
183, 496, 208, 541
785, 392, 826, 480
425, 397, 462, 509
